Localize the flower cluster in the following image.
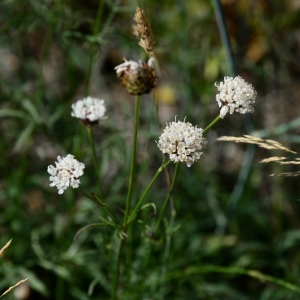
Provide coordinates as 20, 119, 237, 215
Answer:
71, 97, 107, 125
157, 119, 207, 167
215, 76, 257, 119
47, 154, 85, 194
115, 58, 156, 95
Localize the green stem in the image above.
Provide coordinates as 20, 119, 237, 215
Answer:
85, 52, 94, 97
168, 265, 300, 294
112, 238, 123, 299
84, 0, 105, 96
127, 160, 172, 226
36, 29, 52, 107
123, 96, 140, 225
87, 126, 103, 199
203, 115, 221, 134
160, 181, 176, 299
92, 194, 122, 227
156, 163, 180, 232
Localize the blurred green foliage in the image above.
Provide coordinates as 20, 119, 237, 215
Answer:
1, 0, 300, 299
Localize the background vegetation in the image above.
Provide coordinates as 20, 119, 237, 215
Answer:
1, 0, 300, 299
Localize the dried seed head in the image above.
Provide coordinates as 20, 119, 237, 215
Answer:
0, 278, 29, 298
218, 135, 300, 177
115, 58, 156, 95
133, 7, 155, 56
217, 135, 297, 154
0, 239, 12, 257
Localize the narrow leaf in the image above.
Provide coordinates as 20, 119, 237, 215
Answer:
74, 223, 110, 241
0, 109, 28, 119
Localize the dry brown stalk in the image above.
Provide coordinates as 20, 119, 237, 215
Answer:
278, 161, 300, 165
270, 171, 300, 177
1, 239, 29, 297
217, 135, 297, 154
133, 7, 155, 56
260, 156, 287, 163
0, 239, 12, 257
218, 135, 300, 177
0, 278, 29, 298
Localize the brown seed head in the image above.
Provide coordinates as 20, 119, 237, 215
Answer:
132, 7, 155, 56
115, 59, 156, 96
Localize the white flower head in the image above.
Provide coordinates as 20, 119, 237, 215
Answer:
71, 96, 107, 125
114, 59, 142, 76
215, 76, 257, 119
157, 118, 207, 167
47, 154, 85, 194
114, 58, 155, 75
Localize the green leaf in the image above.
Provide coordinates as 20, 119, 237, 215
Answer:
74, 223, 111, 241
18, 267, 49, 296
13, 121, 35, 152
0, 109, 28, 119
22, 99, 41, 124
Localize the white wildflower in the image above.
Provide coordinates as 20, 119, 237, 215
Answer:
71, 97, 107, 124
215, 76, 257, 119
157, 118, 207, 167
47, 154, 85, 194
114, 59, 142, 75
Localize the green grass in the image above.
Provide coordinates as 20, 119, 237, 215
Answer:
1, 0, 300, 299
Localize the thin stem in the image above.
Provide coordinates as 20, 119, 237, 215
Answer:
212, 0, 255, 234
84, 0, 105, 96
85, 52, 94, 97
92, 194, 123, 227
123, 96, 140, 225
87, 126, 103, 199
127, 160, 172, 226
212, 0, 236, 76
156, 163, 180, 232
203, 115, 221, 134
168, 265, 300, 294
111, 238, 123, 299
160, 185, 176, 299
36, 29, 52, 107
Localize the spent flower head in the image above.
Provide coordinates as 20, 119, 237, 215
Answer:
71, 96, 107, 125
115, 58, 156, 96
133, 7, 155, 56
215, 76, 257, 119
157, 118, 207, 167
47, 154, 85, 194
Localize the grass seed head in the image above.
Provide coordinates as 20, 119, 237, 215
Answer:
132, 7, 155, 56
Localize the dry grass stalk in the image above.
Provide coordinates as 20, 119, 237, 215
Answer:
260, 156, 287, 163
133, 7, 155, 56
0, 239, 12, 257
279, 161, 300, 165
270, 171, 300, 177
218, 135, 300, 177
0, 278, 29, 298
217, 135, 297, 154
